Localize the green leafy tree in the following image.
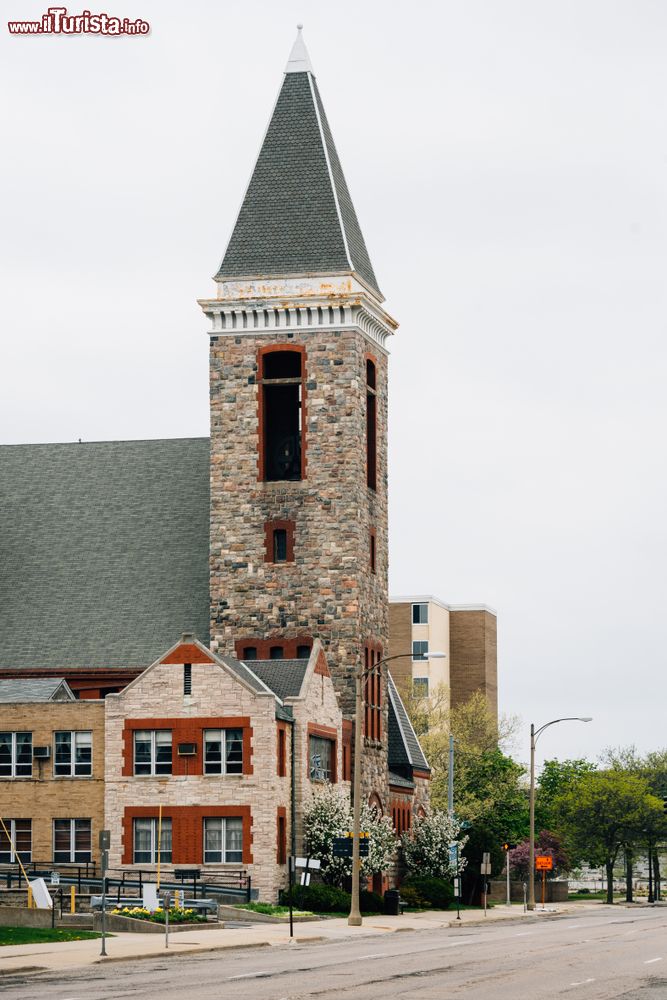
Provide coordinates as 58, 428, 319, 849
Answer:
535, 758, 597, 831
401, 811, 468, 879
553, 770, 663, 904
302, 785, 397, 886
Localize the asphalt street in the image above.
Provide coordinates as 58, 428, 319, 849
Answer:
1, 908, 666, 999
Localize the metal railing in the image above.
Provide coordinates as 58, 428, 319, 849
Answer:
0, 861, 251, 902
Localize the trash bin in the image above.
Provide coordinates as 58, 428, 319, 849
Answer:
384, 889, 400, 916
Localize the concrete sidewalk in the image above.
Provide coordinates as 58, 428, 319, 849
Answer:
0, 903, 586, 975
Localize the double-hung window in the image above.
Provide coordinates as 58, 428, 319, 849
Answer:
309, 736, 334, 783
204, 729, 243, 775
53, 819, 91, 862
0, 732, 32, 777
0, 819, 31, 863
412, 640, 429, 662
412, 603, 429, 624
133, 817, 172, 864
133, 730, 172, 775
54, 731, 92, 777
203, 817, 243, 863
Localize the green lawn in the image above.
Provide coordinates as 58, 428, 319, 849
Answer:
0, 927, 103, 946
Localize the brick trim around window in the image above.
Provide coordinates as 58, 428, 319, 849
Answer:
121, 804, 253, 865
234, 637, 312, 660
264, 519, 295, 563
121, 717, 253, 777
307, 722, 338, 784
276, 806, 287, 865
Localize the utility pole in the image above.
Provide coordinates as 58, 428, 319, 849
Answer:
448, 735, 454, 815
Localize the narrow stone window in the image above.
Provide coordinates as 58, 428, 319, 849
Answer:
273, 528, 287, 563
370, 529, 376, 573
270, 646, 284, 660
183, 663, 192, 695
366, 359, 377, 490
242, 646, 257, 660
296, 643, 311, 659
260, 350, 304, 481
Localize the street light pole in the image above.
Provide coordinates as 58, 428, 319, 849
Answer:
528, 716, 592, 911
348, 649, 446, 927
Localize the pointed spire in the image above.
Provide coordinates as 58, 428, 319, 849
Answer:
215, 31, 381, 298
285, 24, 314, 75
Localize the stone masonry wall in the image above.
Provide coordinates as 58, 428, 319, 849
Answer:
0, 701, 105, 863
105, 659, 291, 901
209, 327, 389, 804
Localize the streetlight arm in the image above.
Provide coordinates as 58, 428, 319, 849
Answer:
533, 717, 592, 745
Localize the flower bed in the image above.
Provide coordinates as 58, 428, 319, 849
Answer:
110, 905, 206, 924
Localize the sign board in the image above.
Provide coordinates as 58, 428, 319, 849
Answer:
30, 878, 53, 910
482, 852, 490, 865
480, 862, 492, 875
50, 871, 60, 885
99, 829, 111, 851
535, 855, 553, 871
295, 857, 321, 870
448, 843, 458, 868
142, 883, 159, 912
333, 837, 369, 858
295, 857, 309, 868
453, 878, 461, 896
300, 872, 311, 886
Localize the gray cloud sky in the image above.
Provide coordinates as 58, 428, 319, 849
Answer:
2, 0, 666, 769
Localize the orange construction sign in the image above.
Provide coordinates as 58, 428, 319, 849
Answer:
535, 855, 553, 871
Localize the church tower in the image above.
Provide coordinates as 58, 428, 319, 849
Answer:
199, 29, 397, 798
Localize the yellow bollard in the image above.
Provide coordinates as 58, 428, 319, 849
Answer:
27, 885, 33, 909
71, 885, 76, 914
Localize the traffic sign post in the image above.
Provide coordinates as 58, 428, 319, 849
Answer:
535, 854, 553, 909
99, 830, 110, 957
481, 853, 491, 916
502, 843, 516, 906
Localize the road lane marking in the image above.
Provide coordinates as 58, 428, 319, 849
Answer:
356, 953, 389, 960
228, 972, 272, 980
570, 979, 595, 986
645, 958, 663, 964
514, 932, 532, 936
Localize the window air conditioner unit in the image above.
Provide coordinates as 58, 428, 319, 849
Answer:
33, 746, 51, 759
177, 743, 197, 756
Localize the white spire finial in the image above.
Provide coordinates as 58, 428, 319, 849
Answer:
285, 24, 314, 74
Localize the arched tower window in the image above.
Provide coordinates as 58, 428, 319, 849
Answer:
260, 349, 304, 482
366, 358, 377, 490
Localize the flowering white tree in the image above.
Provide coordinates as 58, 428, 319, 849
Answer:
401, 810, 468, 879
303, 785, 397, 886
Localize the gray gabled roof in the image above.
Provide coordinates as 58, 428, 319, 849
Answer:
248, 659, 310, 701
215, 35, 381, 298
387, 673, 430, 774
0, 677, 75, 703
0, 438, 210, 671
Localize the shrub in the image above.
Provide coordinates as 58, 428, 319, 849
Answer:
402, 811, 467, 879
401, 875, 454, 910
280, 883, 350, 913
359, 889, 384, 913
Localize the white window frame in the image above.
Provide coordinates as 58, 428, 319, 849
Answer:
53, 818, 92, 863
413, 677, 430, 697
0, 732, 32, 778
132, 817, 172, 864
203, 817, 243, 864
0, 818, 32, 863
53, 731, 92, 777
412, 602, 429, 625
203, 729, 243, 775
412, 640, 429, 662
133, 730, 172, 776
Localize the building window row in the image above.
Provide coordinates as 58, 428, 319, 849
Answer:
237, 638, 312, 661
412, 602, 429, 624
131, 815, 244, 865
0, 731, 94, 779
204, 729, 243, 775
132, 728, 245, 777
0, 818, 92, 864
134, 730, 172, 776
412, 640, 429, 662
392, 804, 412, 835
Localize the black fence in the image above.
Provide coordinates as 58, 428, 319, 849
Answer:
0, 861, 251, 902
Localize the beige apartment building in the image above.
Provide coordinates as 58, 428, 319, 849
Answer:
388, 597, 497, 720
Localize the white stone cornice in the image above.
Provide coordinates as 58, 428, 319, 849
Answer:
198, 274, 398, 352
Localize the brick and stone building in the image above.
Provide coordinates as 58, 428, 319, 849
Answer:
0, 30, 497, 896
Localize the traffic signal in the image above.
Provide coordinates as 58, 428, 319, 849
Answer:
503, 842, 517, 851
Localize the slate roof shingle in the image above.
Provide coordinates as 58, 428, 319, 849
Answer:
0, 678, 75, 702
0, 438, 210, 671
245, 659, 310, 701
216, 70, 381, 298
387, 673, 430, 774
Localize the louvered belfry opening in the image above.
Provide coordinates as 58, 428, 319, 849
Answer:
262, 351, 303, 482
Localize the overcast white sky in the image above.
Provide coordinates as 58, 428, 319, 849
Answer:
2, 1, 666, 770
